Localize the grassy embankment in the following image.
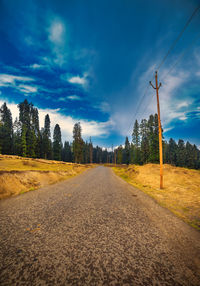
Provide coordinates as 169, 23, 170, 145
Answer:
112, 164, 200, 230
0, 155, 93, 199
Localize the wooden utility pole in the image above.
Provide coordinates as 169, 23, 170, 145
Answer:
150, 71, 163, 189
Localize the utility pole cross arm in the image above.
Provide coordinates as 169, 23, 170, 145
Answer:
149, 81, 156, 89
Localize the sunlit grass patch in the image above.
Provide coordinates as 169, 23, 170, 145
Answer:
0, 155, 94, 199
112, 164, 200, 230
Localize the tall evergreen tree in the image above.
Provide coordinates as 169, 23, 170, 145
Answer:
73, 122, 84, 163
18, 99, 37, 157
166, 138, 177, 165
42, 114, 52, 159
89, 137, 93, 163
83, 141, 90, 163
148, 114, 159, 163
117, 145, 123, 164
0, 102, 13, 154
140, 119, 149, 164
53, 124, 62, 161
62, 141, 72, 162
177, 139, 186, 167
124, 136, 130, 165
31, 107, 41, 158
21, 125, 27, 157
132, 119, 141, 164
13, 118, 22, 155
132, 120, 140, 147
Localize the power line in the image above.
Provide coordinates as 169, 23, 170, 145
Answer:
141, 34, 200, 118
127, 84, 150, 134
157, 5, 200, 71
126, 5, 200, 135
140, 32, 200, 118
160, 32, 200, 82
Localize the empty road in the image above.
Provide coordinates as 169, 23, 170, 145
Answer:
0, 166, 200, 285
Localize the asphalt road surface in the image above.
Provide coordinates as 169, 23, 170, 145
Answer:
0, 166, 200, 285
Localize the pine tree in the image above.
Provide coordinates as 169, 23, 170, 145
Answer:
89, 137, 93, 164
140, 119, 149, 164
18, 99, 31, 128
117, 145, 123, 164
129, 143, 135, 164
18, 99, 37, 158
0, 102, 13, 154
62, 141, 72, 162
177, 139, 186, 167
31, 107, 41, 158
132, 119, 141, 164
83, 141, 90, 163
124, 136, 130, 165
148, 114, 159, 163
13, 118, 22, 155
166, 138, 177, 165
73, 122, 84, 163
26, 129, 36, 158
185, 142, 199, 169
42, 114, 52, 159
132, 120, 140, 146
21, 125, 27, 157
53, 124, 62, 161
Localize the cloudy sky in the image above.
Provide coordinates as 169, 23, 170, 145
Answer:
0, 0, 200, 148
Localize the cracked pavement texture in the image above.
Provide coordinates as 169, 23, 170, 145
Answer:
0, 166, 200, 285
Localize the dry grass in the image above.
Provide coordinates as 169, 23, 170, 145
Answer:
0, 155, 93, 199
112, 164, 200, 230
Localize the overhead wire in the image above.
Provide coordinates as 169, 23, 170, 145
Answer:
126, 4, 200, 135
140, 31, 200, 118
156, 5, 200, 72
127, 84, 150, 134
160, 32, 200, 82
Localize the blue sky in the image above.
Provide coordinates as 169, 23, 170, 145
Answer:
0, 0, 200, 148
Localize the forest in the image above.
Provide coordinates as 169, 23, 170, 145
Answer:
0, 99, 200, 169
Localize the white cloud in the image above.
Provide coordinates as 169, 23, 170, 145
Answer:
179, 116, 187, 121
163, 127, 173, 133
49, 21, 64, 44
0, 99, 114, 142
29, 63, 43, 69
0, 74, 34, 86
134, 67, 190, 126
17, 84, 37, 94
107, 63, 192, 137
0, 73, 36, 95
158, 71, 189, 124
177, 101, 189, 109
68, 75, 86, 85
61, 72, 88, 87
67, 95, 81, 101
48, 18, 67, 66
58, 95, 81, 101
58, 97, 66, 102
96, 102, 110, 113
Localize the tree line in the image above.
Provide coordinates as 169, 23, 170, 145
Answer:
0, 100, 112, 163
0, 100, 199, 169
116, 114, 200, 169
